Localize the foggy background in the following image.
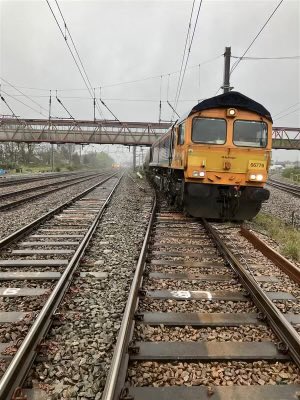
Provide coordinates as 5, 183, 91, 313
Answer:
0, 0, 299, 163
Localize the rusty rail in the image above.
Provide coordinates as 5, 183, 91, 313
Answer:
240, 226, 300, 285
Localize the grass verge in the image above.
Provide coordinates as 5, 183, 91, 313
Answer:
253, 213, 300, 262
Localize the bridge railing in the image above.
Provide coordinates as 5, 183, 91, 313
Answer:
0, 117, 299, 148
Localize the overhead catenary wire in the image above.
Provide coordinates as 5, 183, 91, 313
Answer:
174, 0, 204, 114
230, 0, 285, 75
45, 1, 94, 100
0, 55, 221, 94
272, 101, 300, 118
172, 0, 196, 118
100, 99, 119, 121
45, 0, 107, 120
54, 0, 94, 96
1, 89, 48, 117
0, 77, 48, 116
0, 94, 206, 103
55, 90, 75, 119
274, 106, 300, 121
0, 93, 20, 121
54, 0, 121, 122
231, 54, 300, 60
167, 101, 180, 118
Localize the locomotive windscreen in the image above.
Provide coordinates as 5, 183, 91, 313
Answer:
233, 120, 268, 148
192, 117, 226, 144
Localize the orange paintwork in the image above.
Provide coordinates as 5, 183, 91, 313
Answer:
170, 108, 272, 187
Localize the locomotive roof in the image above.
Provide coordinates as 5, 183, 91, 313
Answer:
177, 91, 273, 124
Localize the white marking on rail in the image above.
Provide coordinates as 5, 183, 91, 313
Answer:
198, 290, 213, 300
3, 288, 21, 295
170, 290, 191, 299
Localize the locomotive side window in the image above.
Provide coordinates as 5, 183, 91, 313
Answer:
178, 124, 185, 145
192, 118, 226, 144
233, 120, 267, 148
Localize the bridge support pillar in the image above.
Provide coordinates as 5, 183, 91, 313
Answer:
133, 146, 136, 170
51, 144, 54, 172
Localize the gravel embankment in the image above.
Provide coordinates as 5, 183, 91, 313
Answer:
0, 174, 111, 240
262, 185, 300, 225
215, 226, 300, 314
25, 174, 153, 399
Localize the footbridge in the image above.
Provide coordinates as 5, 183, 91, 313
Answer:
0, 117, 299, 149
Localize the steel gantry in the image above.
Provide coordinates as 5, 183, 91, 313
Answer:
0, 117, 299, 149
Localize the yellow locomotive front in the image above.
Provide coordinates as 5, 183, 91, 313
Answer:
147, 91, 273, 220
181, 106, 272, 219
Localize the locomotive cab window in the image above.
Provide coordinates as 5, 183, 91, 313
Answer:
192, 117, 226, 144
177, 124, 185, 145
233, 120, 267, 148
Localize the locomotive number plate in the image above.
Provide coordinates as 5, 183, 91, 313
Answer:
248, 160, 266, 169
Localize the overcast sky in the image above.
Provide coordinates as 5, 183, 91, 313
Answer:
0, 0, 299, 162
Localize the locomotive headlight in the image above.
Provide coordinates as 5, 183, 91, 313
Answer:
256, 174, 263, 181
250, 174, 256, 180
192, 170, 199, 177
227, 108, 237, 117
199, 171, 205, 177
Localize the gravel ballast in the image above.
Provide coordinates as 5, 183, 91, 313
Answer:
25, 173, 153, 399
262, 184, 300, 225
0, 174, 111, 240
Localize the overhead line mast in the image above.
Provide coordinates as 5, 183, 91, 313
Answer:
222, 47, 232, 94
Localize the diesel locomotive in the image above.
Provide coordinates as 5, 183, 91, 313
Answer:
144, 91, 273, 220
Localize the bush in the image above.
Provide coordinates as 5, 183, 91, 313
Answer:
282, 167, 300, 180
254, 213, 300, 261
55, 167, 61, 172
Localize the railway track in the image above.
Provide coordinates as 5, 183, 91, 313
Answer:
0, 171, 121, 399
268, 178, 300, 198
0, 171, 85, 188
0, 171, 107, 211
0, 171, 98, 196
103, 197, 300, 400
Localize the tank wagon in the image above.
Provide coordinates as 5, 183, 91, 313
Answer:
144, 91, 273, 220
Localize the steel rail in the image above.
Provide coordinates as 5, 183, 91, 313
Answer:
0, 172, 106, 211
240, 226, 300, 285
203, 220, 300, 369
0, 172, 118, 250
0, 170, 94, 188
102, 194, 156, 400
0, 171, 100, 200
267, 178, 300, 198
0, 172, 122, 400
